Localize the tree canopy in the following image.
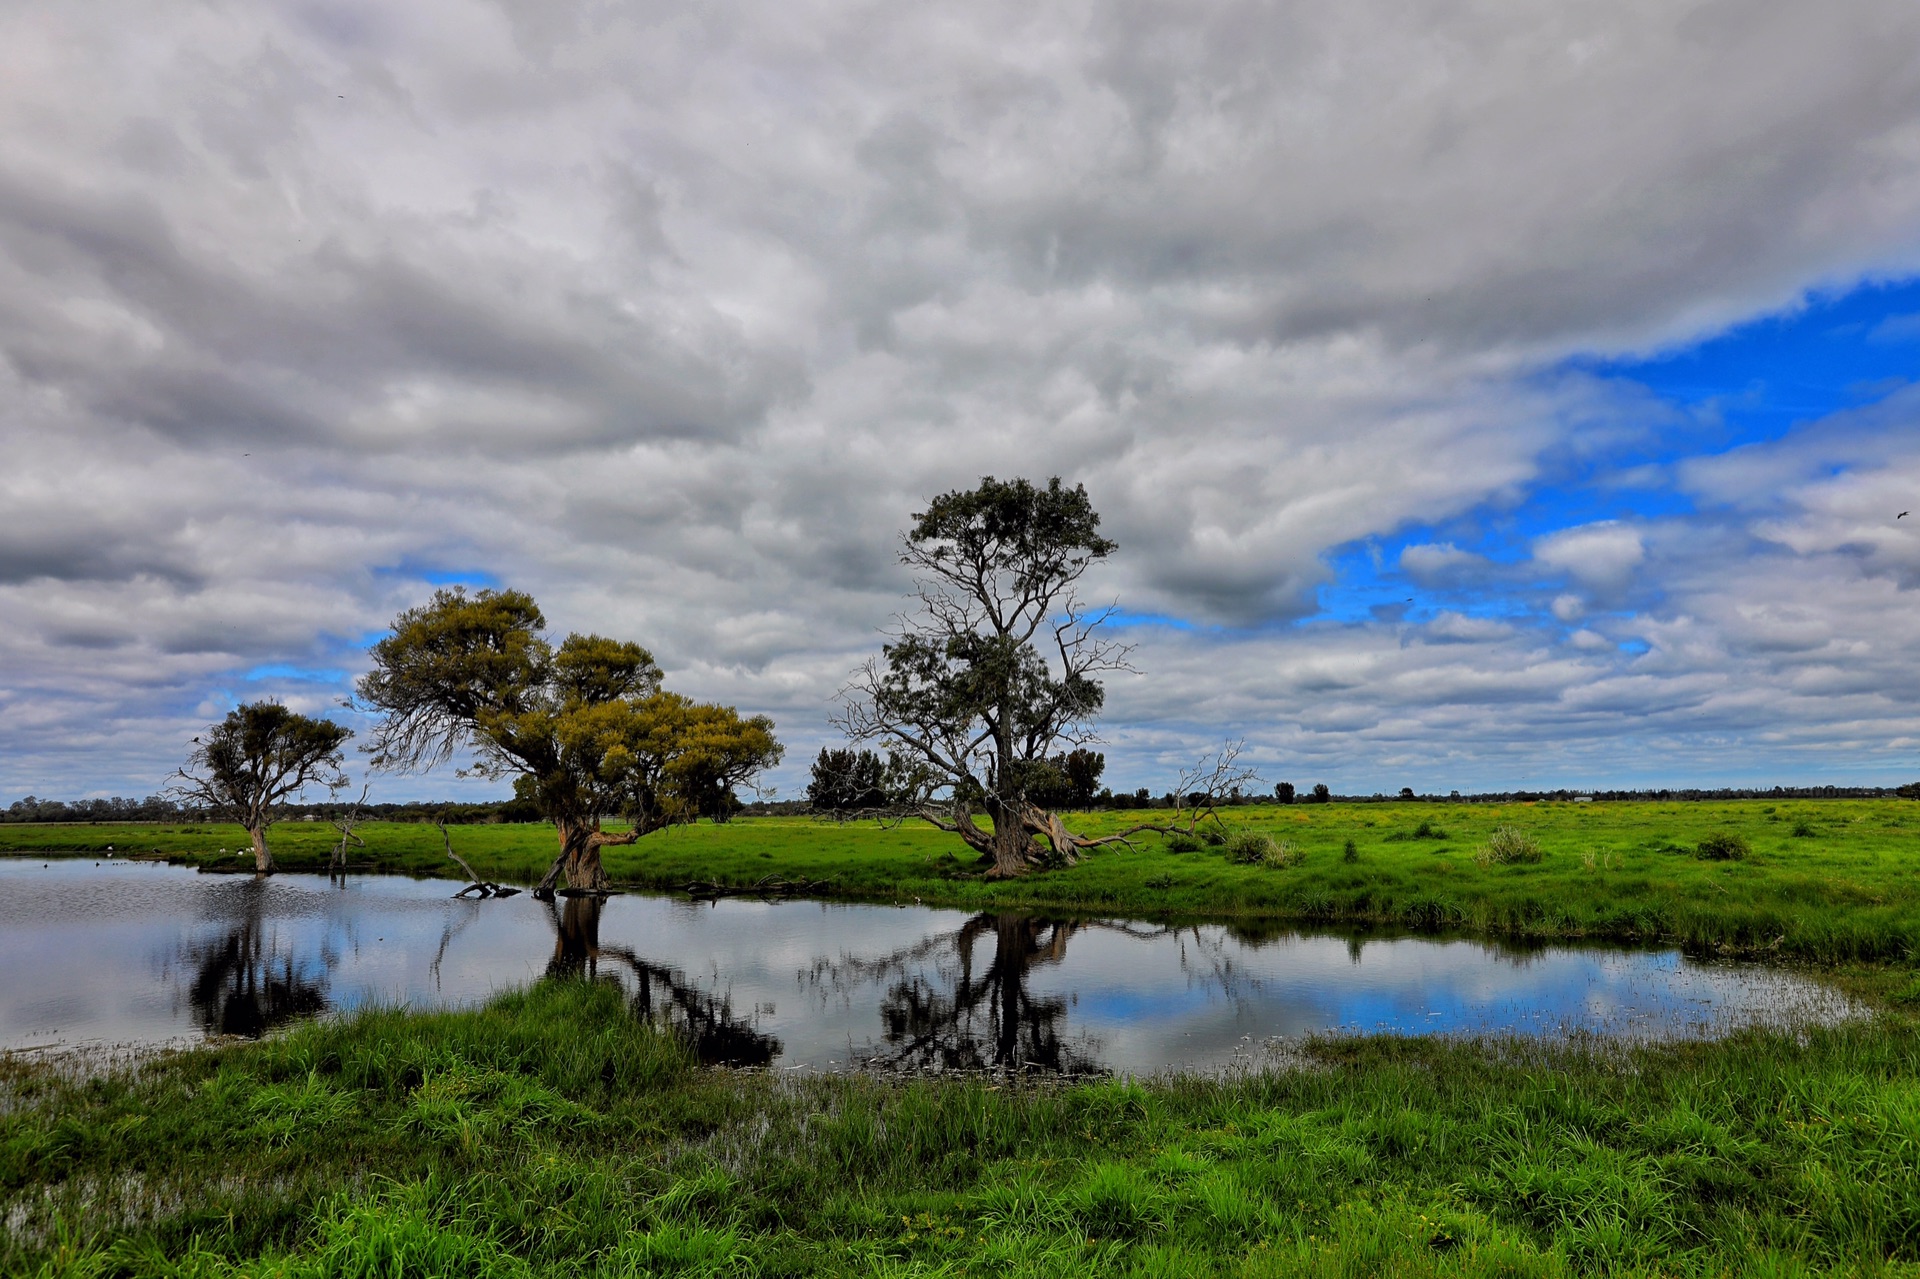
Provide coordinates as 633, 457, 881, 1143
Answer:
169, 701, 351, 873
836, 478, 1140, 875
356, 587, 781, 893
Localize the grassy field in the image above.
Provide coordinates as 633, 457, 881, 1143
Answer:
4, 980, 1918, 1277
8, 799, 1920, 963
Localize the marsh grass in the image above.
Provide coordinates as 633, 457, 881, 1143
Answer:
1475, 825, 1543, 867
3, 983, 1919, 1276
1225, 832, 1303, 868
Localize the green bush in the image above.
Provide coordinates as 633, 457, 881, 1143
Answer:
1342, 838, 1359, 864
1790, 821, 1816, 839
1695, 833, 1750, 861
1226, 831, 1276, 864
1474, 825, 1542, 867
1165, 832, 1202, 854
1226, 831, 1304, 868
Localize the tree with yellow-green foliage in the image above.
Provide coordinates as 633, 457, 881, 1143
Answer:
355, 588, 781, 895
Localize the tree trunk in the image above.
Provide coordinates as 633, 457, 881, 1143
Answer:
247, 824, 275, 874
984, 798, 1036, 878
536, 819, 615, 896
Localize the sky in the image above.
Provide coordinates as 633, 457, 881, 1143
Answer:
4, 0, 1920, 803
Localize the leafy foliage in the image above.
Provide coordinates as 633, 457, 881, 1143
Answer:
355, 588, 780, 887
806, 748, 894, 811
168, 701, 351, 871
837, 478, 1130, 873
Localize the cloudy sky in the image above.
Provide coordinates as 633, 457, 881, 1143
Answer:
6, 0, 1920, 802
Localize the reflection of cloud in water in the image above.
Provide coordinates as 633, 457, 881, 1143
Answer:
0, 860, 1862, 1074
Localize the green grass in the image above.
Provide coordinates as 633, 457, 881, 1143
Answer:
9, 798, 1920, 961
4, 981, 1918, 1276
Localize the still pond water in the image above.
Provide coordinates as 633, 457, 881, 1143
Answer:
0, 858, 1856, 1074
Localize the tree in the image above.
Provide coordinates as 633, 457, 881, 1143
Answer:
169, 702, 351, 873
807, 747, 891, 811
354, 588, 782, 895
1310, 783, 1331, 804
1274, 782, 1295, 805
1061, 748, 1105, 809
837, 477, 1257, 876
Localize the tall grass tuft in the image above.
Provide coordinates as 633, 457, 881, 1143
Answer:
1474, 826, 1542, 867
1226, 831, 1304, 868
1694, 833, 1750, 861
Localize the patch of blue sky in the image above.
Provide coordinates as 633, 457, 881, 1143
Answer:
1103, 608, 1203, 633
243, 663, 349, 683
1582, 274, 1920, 448
1311, 274, 1920, 628
371, 560, 501, 590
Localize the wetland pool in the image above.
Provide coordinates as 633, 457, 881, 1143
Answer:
0, 858, 1858, 1073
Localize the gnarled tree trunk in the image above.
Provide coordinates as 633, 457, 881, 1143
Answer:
535, 817, 643, 897
247, 825, 275, 874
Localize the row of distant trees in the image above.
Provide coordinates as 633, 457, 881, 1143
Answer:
804, 760, 1918, 812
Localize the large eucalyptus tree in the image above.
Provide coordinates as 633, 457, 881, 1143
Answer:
355, 588, 781, 895
836, 477, 1141, 877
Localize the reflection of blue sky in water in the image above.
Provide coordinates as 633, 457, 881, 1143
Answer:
0, 859, 1857, 1073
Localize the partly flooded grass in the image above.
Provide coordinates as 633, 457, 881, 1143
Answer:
4, 981, 1920, 1276
8, 798, 1920, 962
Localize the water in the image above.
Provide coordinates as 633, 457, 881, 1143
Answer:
0, 858, 1857, 1073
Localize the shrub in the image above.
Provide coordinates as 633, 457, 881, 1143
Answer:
1790, 821, 1816, 839
1225, 831, 1272, 863
1385, 819, 1449, 842
1342, 838, 1359, 864
1227, 831, 1303, 868
1695, 833, 1750, 861
1264, 840, 1306, 869
1165, 832, 1202, 854
1474, 825, 1542, 867
1201, 829, 1227, 848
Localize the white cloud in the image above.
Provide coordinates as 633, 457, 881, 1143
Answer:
1533, 522, 1646, 590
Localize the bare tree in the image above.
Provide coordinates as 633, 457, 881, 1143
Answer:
169, 702, 351, 874
328, 783, 369, 877
836, 476, 1260, 876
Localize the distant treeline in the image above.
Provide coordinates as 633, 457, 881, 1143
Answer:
6, 782, 1917, 825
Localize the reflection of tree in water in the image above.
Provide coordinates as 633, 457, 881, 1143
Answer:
807, 912, 1098, 1075
878, 914, 1097, 1074
178, 878, 332, 1037
808, 913, 1299, 1076
544, 895, 778, 1067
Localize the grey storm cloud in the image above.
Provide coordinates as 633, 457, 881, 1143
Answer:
4, 0, 1920, 798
